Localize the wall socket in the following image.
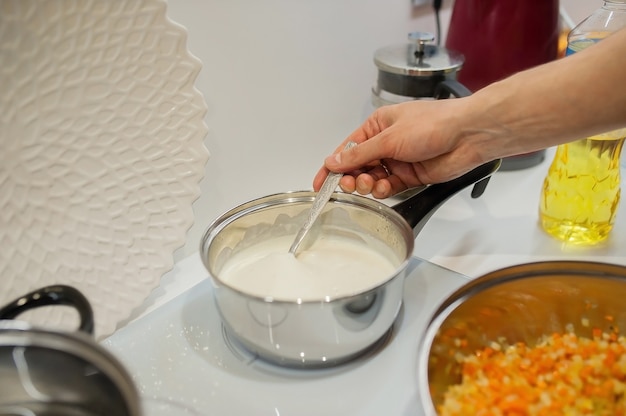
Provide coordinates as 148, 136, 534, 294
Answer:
412, 0, 430, 7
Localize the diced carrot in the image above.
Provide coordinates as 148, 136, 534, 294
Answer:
439, 328, 626, 416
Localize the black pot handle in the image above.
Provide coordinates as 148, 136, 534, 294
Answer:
393, 158, 501, 238
433, 79, 472, 99
0, 285, 94, 334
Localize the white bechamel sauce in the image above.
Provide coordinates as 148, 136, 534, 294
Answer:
219, 235, 397, 301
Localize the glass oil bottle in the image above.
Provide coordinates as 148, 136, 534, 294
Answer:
539, 0, 626, 245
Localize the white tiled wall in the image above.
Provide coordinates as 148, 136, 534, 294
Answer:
164, 0, 601, 260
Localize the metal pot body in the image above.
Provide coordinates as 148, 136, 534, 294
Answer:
200, 159, 502, 368
417, 261, 626, 415
201, 191, 414, 367
0, 286, 141, 416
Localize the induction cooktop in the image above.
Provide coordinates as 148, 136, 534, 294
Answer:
103, 256, 470, 416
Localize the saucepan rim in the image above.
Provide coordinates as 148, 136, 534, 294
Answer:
199, 190, 415, 305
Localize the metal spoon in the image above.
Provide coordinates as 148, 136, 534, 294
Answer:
289, 141, 357, 256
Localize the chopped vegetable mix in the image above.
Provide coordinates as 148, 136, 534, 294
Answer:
440, 330, 626, 415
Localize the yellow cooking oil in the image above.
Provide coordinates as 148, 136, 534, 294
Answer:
539, 129, 625, 245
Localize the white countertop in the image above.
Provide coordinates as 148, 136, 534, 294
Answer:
412, 147, 626, 278
104, 258, 471, 416
105, 147, 626, 415
120, 147, 626, 325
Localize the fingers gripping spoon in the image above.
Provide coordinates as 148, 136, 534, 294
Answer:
288, 141, 357, 256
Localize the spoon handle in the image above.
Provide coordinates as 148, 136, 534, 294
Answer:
289, 141, 356, 255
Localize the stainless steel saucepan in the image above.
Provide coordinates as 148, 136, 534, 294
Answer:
200, 157, 501, 368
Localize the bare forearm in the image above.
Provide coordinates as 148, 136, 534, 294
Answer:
463, 27, 626, 161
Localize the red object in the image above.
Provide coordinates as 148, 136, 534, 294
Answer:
445, 0, 559, 92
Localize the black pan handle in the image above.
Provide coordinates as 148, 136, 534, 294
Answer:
0, 285, 94, 334
433, 79, 472, 99
392, 158, 502, 238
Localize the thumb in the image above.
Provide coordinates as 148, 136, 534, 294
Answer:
324, 141, 366, 173
323, 151, 348, 172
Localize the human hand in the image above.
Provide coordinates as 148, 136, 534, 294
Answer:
313, 98, 488, 198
